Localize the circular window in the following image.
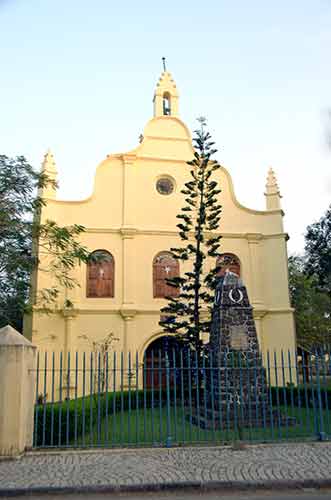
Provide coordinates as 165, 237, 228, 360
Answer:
156, 177, 174, 195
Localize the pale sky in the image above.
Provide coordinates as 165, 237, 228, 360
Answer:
1, 0, 330, 254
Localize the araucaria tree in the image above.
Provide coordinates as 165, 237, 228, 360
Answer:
160, 118, 222, 352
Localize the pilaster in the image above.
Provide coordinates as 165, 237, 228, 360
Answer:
253, 309, 267, 353
62, 308, 77, 352
120, 227, 138, 306
246, 233, 264, 308
121, 154, 136, 228
120, 309, 137, 388
62, 308, 77, 394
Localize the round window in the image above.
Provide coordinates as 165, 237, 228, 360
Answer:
156, 177, 174, 195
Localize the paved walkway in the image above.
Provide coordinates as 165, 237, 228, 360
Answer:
1, 443, 331, 495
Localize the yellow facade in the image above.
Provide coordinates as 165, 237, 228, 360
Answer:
26, 70, 296, 367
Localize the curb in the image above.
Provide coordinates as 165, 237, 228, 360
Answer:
1, 478, 331, 497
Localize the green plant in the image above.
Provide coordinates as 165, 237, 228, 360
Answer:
160, 118, 222, 353
0, 154, 91, 331
78, 332, 119, 404
33, 389, 168, 446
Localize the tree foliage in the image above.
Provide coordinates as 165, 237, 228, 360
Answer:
160, 119, 222, 352
289, 255, 331, 350
304, 204, 331, 297
0, 155, 90, 331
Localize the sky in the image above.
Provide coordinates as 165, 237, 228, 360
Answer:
1, 0, 330, 254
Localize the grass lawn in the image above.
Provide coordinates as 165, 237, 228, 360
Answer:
72, 403, 331, 448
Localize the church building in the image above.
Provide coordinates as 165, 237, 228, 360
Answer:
26, 69, 296, 366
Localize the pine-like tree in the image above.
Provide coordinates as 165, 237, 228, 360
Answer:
160, 118, 222, 352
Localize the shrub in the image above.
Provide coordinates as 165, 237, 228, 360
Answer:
34, 389, 168, 446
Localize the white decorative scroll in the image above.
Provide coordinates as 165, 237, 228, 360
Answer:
228, 288, 243, 304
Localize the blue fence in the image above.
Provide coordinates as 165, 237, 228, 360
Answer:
33, 349, 331, 448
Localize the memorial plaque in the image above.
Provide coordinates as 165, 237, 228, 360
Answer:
229, 324, 248, 350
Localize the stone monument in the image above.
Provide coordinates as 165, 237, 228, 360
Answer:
210, 271, 260, 354
201, 271, 271, 429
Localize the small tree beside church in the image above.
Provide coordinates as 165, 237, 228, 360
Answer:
0, 154, 91, 331
160, 118, 222, 352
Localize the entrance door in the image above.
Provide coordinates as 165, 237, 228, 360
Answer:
144, 337, 179, 389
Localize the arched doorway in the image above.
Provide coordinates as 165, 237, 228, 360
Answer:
144, 336, 180, 389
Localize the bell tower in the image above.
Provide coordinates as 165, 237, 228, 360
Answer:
153, 59, 179, 118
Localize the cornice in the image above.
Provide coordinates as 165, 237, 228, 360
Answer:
122, 154, 137, 164
263, 233, 288, 240
246, 233, 264, 242
84, 227, 289, 241
87, 228, 120, 234
144, 135, 190, 143
265, 307, 295, 314
120, 227, 138, 239
135, 155, 188, 163
120, 307, 138, 319
62, 307, 78, 319
252, 309, 268, 319
33, 305, 295, 317
71, 309, 121, 315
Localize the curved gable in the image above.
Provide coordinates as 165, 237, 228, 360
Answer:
136, 116, 194, 161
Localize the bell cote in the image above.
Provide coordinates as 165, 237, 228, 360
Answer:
153, 71, 179, 118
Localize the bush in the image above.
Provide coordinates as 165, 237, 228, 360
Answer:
34, 389, 168, 446
269, 385, 331, 410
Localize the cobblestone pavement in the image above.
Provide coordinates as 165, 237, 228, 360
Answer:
0, 443, 331, 494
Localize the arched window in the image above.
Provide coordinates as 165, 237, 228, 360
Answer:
153, 252, 179, 298
216, 253, 241, 277
163, 92, 171, 115
86, 250, 114, 298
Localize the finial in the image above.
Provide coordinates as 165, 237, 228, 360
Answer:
162, 57, 167, 72
265, 166, 281, 209
266, 167, 279, 193
39, 148, 58, 200
42, 148, 57, 173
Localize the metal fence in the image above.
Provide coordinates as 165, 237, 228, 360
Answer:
33, 349, 331, 449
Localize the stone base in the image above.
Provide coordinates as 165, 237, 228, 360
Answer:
189, 407, 296, 430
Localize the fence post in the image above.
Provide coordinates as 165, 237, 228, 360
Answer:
0, 325, 36, 456
165, 351, 172, 447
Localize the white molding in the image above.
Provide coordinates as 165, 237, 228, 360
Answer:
84, 227, 288, 240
